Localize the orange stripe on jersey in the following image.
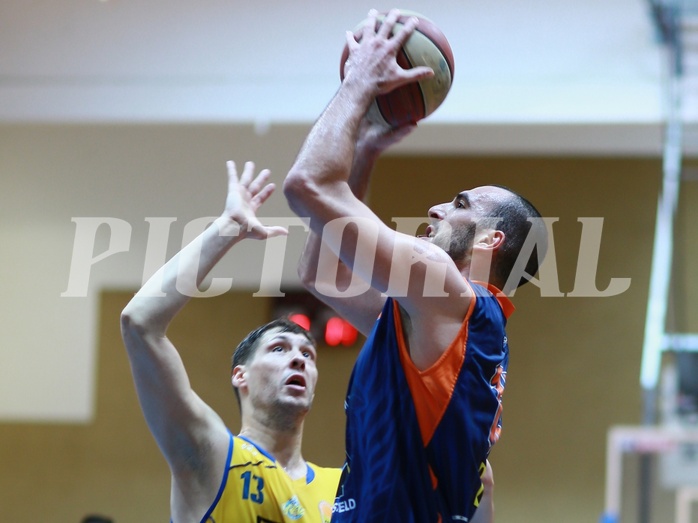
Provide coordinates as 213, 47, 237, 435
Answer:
394, 282, 477, 447
429, 465, 438, 490
472, 281, 515, 319
488, 365, 505, 444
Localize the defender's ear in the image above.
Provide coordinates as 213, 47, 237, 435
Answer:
231, 365, 246, 390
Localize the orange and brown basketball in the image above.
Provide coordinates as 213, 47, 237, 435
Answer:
340, 10, 455, 128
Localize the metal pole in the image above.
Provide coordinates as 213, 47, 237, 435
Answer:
638, 3, 683, 522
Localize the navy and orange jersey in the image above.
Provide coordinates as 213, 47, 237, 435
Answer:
199, 433, 341, 523
332, 281, 512, 523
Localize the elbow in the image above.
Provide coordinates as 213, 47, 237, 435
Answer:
120, 307, 137, 338
282, 169, 304, 212
120, 303, 147, 340
120, 304, 163, 353
283, 168, 315, 216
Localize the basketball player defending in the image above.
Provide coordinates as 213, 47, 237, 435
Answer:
121, 161, 340, 522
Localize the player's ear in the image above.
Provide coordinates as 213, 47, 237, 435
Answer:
231, 365, 246, 389
491, 230, 505, 250
475, 230, 504, 251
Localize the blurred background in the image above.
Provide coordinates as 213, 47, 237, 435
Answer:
2, 1, 698, 521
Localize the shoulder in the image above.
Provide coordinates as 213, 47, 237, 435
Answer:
231, 435, 276, 465
469, 281, 515, 320
307, 463, 342, 485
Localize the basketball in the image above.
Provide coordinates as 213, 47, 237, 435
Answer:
339, 10, 455, 128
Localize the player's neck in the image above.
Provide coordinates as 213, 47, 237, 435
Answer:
238, 421, 306, 479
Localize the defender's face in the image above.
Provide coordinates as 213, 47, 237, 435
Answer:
241, 328, 318, 413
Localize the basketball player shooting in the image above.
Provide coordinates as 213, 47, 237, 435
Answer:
284, 8, 546, 523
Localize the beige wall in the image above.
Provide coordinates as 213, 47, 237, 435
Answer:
4, 124, 697, 522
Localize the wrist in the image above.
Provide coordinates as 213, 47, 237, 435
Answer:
214, 215, 244, 239
338, 75, 377, 115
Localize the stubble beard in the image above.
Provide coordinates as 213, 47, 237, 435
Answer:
439, 222, 477, 267
264, 396, 311, 432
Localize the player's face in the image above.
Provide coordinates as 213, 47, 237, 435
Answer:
422, 186, 508, 262
244, 328, 318, 416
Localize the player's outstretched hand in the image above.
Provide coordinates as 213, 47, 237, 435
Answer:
224, 160, 288, 240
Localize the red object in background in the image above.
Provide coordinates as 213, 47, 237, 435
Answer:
289, 313, 311, 331
273, 292, 361, 347
325, 317, 359, 347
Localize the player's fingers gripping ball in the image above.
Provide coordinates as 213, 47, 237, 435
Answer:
340, 9, 455, 128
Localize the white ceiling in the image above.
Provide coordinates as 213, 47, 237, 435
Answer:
0, 0, 678, 155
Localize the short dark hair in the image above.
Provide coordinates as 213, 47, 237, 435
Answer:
488, 186, 548, 290
231, 317, 315, 407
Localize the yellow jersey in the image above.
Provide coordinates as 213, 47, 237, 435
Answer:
202, 433, 341, 523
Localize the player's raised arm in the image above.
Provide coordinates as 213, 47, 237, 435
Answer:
120, 162, 286, 513
285, 10, 471, 368
284, 10, 431, 226
295, 117, 417, 335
